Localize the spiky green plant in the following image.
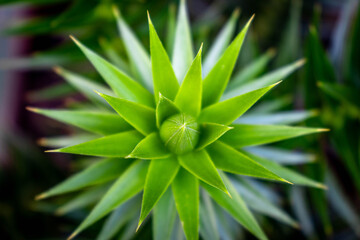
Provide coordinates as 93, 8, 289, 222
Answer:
28, 1, 328, 239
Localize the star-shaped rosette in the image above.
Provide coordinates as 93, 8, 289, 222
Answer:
29, 2, 327, 240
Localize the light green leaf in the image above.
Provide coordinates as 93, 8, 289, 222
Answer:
244, 152, 326, 189
233, 177, 298, 227
113, 7, 152, 90
27, 108, 132, 136
202, 172, 267, 240
197, 123, 232, 150
70, 36, 154, 107
203, 9, 240, 76
172, 168, 199, 240
69, 160, 149, 239
148, 13, 180, 102
202, 15, 254, 107
128, 132, 171, 159
138, 157, 180, 228
56, 184, 109, 216
156, 93, 180, 128
37, 158, 132, 200
244, 146, 315, 165
207, 141, 288, 183
54, 67, 113, 108
178, 150, 229, 194
175, 46, 202, 117
49, 131, 143, 157
221, 124, 328, 148
97, 196, 141, 240
153, 188, 177, 240
223, 59, 305, 99
236, 110, 317, 125
98, 93, 156, 136
38, 134, 97, 148
199, 83, 278, 125
199, 191, 220, 240
172, 0, 194, 81
228, 48, 276, 89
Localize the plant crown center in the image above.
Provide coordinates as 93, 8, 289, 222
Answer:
159, 113, 200, 155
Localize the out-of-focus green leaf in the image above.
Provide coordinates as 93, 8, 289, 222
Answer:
172, 0, 194, 81
199, 83, 278, 124
69, 161, 149, 239
99, 38, 131, 75
224, 59, 305, 99
71, 36, 154, 107
28, 108, 132, 135
245, 146, 315, 165
202, 16, 253, 107
27, 83, 75, 102
197, 123, 232, 150
207, 141, 287, 183
38, 134, 97, 148
98, 93, 156, 136
203, 9, 240, 76
175, 46, 202, 117
244, 152, 325, 189
138, 157, 179, 228
156, 93, 180, 128
233, 177, 298, 227
221, 124, 327, 148
128, 133, 170, 159
153, 188, 177, 240
37, 158, 132, 199
49, 131, 143, 157
236, 110, 317, 125
202, 172, 267, 240
172, 168, 199, 240
97, 196, 141, 240
166, 4, 177, 55
113, 7, 152, 90
148, 13, 180, 102
178, 150, 229, 194
199, 191, 220, 240
228, 49, 275, 89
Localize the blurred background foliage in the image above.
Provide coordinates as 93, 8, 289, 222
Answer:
0, 0, 359, 239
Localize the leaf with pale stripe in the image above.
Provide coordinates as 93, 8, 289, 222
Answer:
138, 157, 180, 228
98, 93, 156, 136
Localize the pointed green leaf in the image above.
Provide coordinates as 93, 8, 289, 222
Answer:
38, 134, 97, 148
128, 132, 171, 159
223, 59, 305, 99
175, 46, 202, 117
50, 131, 143, 157
54, 67, 113, 108
172, 0, 194, 81
197, 123, 232, 150
244, 152, 326, 189
233, 177, 298, 227
228, 48, 276, 89
98, 93, 156, 136
138, 157, 180, 228
27, 82, 75, 102
202, 173, 268, 240
221, 124, 328, 148
69, 160, 149, 239
236, 110, 318, 125
156, 93, 180, 128
71, 36, 154, 107
172, 168, 199, 240
28, 108, 132, 135
202, 16, 253, 107
148, 13, 180, 102
113, 7, 152, 90
37, 158, 132, 200
199, 83, 278, 125
153, 188, 177, 240
207, 141, 288, 183
203, 9, 240, 76
178, 149, 229, 194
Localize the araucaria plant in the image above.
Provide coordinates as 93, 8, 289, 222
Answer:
29, 1, 327, 240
